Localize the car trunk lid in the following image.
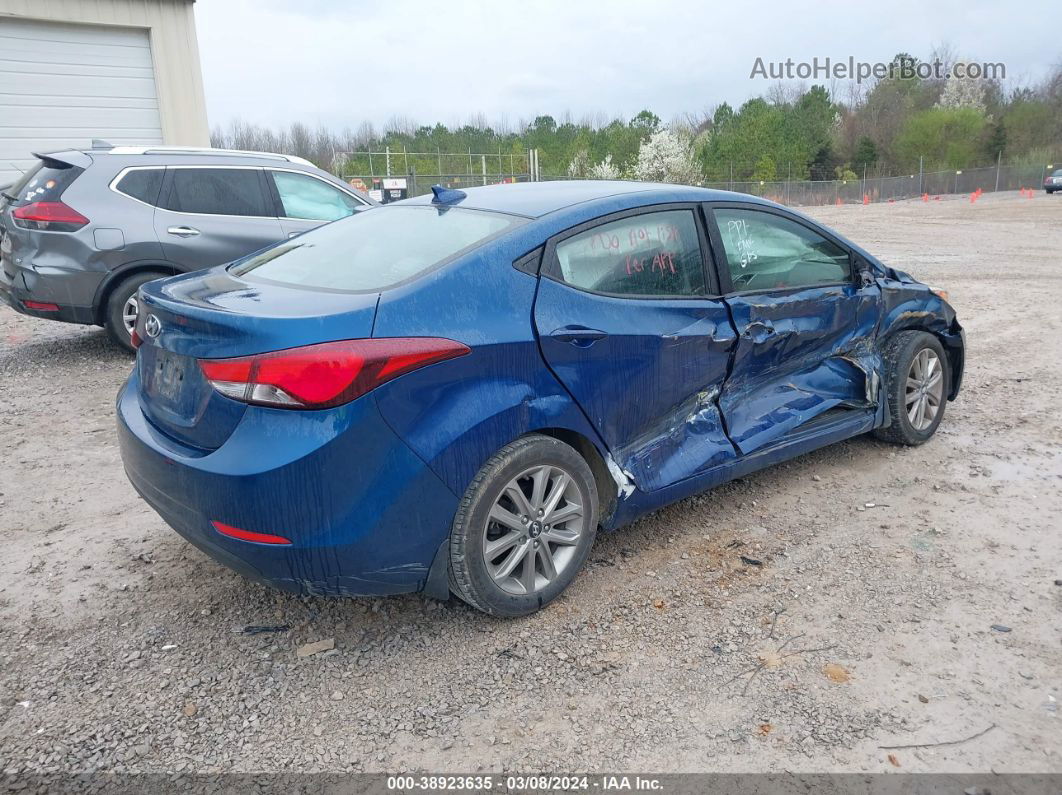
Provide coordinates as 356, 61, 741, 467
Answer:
134, 267, 379, 451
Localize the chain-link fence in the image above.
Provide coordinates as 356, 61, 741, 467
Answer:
692, 163, 1053, 206
340, 151, 1056, 206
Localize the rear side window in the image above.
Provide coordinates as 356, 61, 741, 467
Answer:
269, 170, 361, 221
161, 168, 269, 217
232, 205, 524, 291
7, 160, 82, 205
552, 209, 707, 297
115, 168, 164, 205
714, 208, 851, 292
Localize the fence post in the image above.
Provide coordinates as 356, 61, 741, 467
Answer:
411, 166, 417, 197
861, 163, 867, 200
481, 154, 487, 186
918, 156, 923, 195
437, 147, 442, 178
368, 151, 374, 178
786, 161, 791, 205
385, 146, 391, 177
994, 150, 1001, 193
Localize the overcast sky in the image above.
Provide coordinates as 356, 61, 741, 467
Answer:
195, 0, 1059, 133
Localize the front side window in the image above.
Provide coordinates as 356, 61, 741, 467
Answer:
232, 205, 524, 291
552, 209, 707, 297
270, 171, 361, 221
161, 168, 270, 217
714, 208, 851, 291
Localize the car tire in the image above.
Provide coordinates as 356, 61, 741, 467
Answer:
104, 272, 168, 353
874, 330, 949, 446
448, 434, 598, 617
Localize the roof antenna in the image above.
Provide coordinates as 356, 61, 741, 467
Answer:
91, 138, 114, 150
431, 184, 466, 204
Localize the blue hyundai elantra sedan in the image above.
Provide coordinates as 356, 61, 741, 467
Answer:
116, 181, 965, 616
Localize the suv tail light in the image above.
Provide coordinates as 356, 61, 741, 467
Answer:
198, 338, 470, 409
11, 201, 89, 232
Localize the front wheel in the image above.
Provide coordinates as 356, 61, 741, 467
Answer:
874, 331, 949, 445
448, 435, 598, 617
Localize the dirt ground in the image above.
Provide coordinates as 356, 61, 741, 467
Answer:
1, 191, 1060, 775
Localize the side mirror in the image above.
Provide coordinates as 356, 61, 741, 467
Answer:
853, 256, 875, 288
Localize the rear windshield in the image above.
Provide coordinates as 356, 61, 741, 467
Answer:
5, 160, 82, 205
232, 205, 525, 291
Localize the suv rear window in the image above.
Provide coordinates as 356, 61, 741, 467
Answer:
115, 168, 164, 205
160, 168, 270, 217
6, 160, 82, 205
232, 205, 524, 291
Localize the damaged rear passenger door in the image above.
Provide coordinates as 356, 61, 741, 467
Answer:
706, 204, 881, 455
534, 205, 738, 493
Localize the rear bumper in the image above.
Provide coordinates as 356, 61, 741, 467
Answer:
116, 370, 460, 596
0, 261, 96, 324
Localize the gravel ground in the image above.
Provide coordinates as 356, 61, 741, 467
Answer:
1, 192, 1060, 775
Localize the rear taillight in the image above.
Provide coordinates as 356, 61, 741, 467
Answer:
11, 201, 89, 232
198, 337, 470, 409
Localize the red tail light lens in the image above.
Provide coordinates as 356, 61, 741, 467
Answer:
23, 300, 60, 311
211, 521, 291, 545
11, 201, 89, 232
198, 337, 470, 409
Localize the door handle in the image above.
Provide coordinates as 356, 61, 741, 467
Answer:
167, 226, 200, 238
549, 326, 608, 346
742, 321, 776, 341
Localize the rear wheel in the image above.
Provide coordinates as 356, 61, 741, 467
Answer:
448, 435, 598, 617
104, 272, 168, 352
874, 331, 949, 445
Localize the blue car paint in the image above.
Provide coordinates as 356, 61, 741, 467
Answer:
115, 181, 965, 598
117, 369, 459, 595
719, 283, 882, 455
534, 276, 738, 491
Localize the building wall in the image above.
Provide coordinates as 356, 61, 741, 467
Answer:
0, 0, 209, 146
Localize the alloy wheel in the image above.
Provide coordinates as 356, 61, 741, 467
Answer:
905, 348, 944, 431
483, 464, 585, 596
122, 295, 139, 338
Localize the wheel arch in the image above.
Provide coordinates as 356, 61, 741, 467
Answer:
877, 317, 964, 401
92, 261, 181, 325
533, 427, 618, 524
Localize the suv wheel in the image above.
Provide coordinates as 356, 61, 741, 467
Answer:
105, 272, 168, 352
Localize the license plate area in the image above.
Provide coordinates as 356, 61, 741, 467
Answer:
147, 349, 190, 405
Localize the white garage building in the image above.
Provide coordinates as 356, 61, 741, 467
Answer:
0, 0, 208, 184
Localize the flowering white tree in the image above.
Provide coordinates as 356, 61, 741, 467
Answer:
566, 149, 590, 178
587, 154, 620, 180
631, 128, 703, 184
936, 62, 987, 113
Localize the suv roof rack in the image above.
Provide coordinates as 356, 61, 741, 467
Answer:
104, 146, 315, 167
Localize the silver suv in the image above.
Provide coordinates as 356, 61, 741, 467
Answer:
0, 144, 374, 350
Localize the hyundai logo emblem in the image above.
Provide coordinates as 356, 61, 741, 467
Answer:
145, 314, 162, 339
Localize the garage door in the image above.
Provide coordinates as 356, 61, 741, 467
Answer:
0, 17, 164, 184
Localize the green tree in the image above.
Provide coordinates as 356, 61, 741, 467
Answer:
853, 137, 878, 169
895, 107, 989, 170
